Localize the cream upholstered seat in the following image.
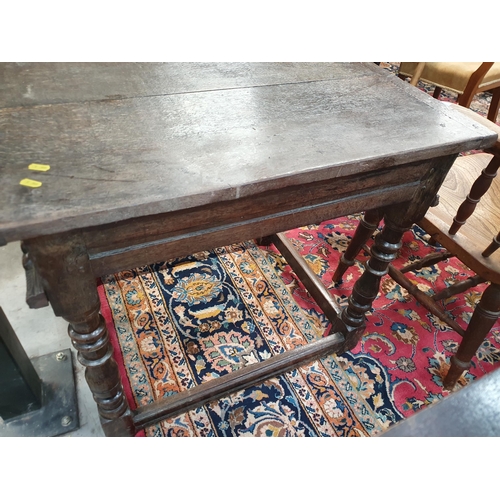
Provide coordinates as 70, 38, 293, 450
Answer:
398, 62, 500, 122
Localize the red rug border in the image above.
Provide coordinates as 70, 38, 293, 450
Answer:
98, 280, 146, 437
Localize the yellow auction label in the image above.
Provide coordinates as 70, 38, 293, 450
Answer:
28, 163, 51, 172
20, 178, 42, 188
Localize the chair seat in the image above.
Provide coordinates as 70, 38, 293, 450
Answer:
400, 62, 500, 94
420, 153, 500, 282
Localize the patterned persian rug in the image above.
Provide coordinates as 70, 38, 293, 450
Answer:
99, 217, 500, 437
99, 238, 384, 437
98, 65, 500, 436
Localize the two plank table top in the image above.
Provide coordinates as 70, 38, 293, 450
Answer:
0, 63, 496, 436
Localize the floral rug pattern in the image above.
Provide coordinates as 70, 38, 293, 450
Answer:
101, 240, 386, 437
276, 219, 500, 421
100, 217, 500, 436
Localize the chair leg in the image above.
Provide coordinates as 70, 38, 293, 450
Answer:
487, 88, 500, 123
443, 283, 500, 390
409, 63, 426, 86
332, 208, 383, 283
433, 86, 443, 99
457, 89, 476, 108
483, 231, 500, 258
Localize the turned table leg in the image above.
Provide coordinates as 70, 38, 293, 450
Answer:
332, 214, 410, 351
331, 156, 457, 352
26, 234, 136, 437
332, 208, 383, 283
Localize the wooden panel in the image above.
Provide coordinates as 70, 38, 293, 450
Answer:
88, 182, 419, 276
0, 63, 496, 243
85, 159, 434, 276
85, 158, 430, 254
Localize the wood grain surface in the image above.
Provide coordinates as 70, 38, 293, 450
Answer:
0, 63, 496, 243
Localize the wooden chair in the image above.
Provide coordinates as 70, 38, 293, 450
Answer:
399, 62, 500, 122
332, 104, 500, 390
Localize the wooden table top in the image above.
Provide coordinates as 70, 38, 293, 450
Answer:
0, 62, 496, 243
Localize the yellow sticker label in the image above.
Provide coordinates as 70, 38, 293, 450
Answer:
29, 163, 51, 172
20, 178, 42, 188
